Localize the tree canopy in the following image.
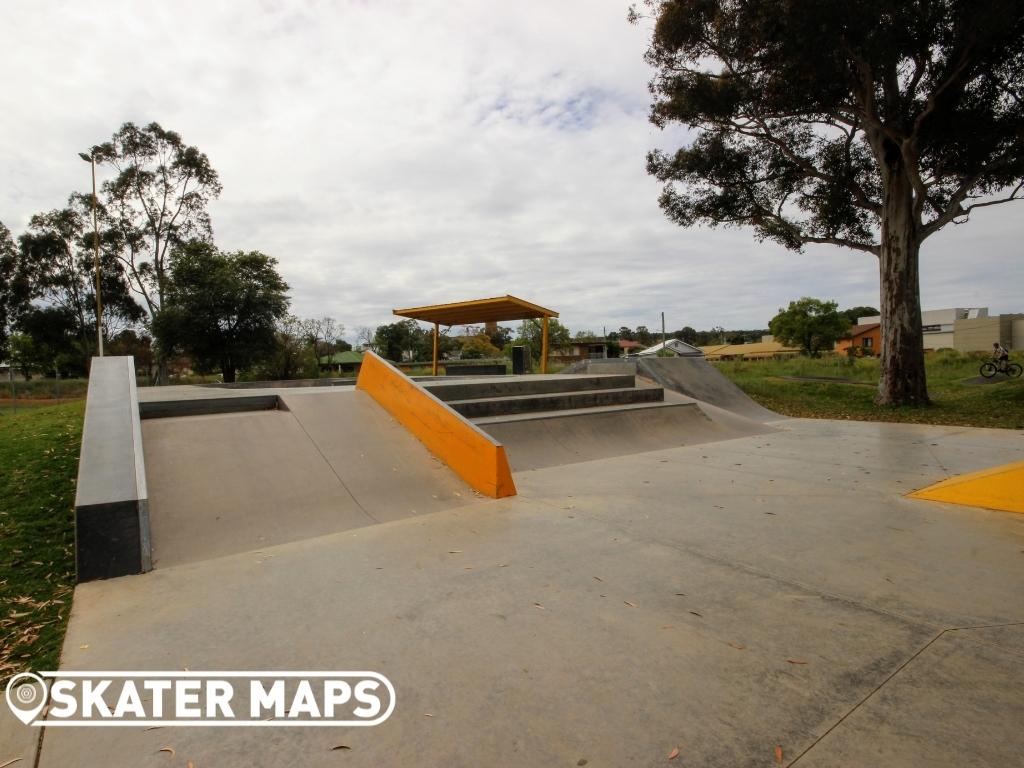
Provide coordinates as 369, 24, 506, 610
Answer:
636, 0, 1024, 404
0, 222, 24, 360
769, 297, 851, 356
16, 196, 143, 368
154, 242, 290, 383
515, 318, 571, 361
92, 122, 222, 381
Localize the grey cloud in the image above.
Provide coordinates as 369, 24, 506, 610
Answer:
1, 0, 1019, 343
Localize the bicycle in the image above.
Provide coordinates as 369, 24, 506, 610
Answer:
980, 358, 1022, 378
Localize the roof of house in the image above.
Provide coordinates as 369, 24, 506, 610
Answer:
843, 323, 881, 339
616, 340, 643, 349
393, 295, 558, 326
324, 350, 364, 364
638, 339, 704, 356
697, 344, 731, 355
701, 341, 801, 358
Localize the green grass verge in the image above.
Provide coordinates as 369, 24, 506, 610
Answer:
715, 351, 1024, 429
1, 401, 83, 676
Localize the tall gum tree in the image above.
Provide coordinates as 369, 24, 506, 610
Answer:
634, 0, 1024, 405
93, 122, 222, 384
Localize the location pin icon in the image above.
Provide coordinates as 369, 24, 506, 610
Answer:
6, 672, 48, 725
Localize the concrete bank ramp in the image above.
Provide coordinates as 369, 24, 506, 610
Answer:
637, 357, 781, 422
478, 399, 770, 472
141, 389, 475, 568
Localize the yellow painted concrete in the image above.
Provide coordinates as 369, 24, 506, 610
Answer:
356, 351, 517, 498
909, 460, 1024, 514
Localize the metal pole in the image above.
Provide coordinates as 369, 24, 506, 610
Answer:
432, 323, 439, 376
541, 317, 549, 374
661, 312, 666, 351
89, 156, 104, 356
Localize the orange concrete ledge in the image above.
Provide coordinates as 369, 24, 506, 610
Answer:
356, 352, 516, 498
908, 460, 1024, 514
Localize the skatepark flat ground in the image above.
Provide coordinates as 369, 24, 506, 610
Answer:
33, 416, 1024, 767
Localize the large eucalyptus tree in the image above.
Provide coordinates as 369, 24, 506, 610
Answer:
635, 0, 1024, 404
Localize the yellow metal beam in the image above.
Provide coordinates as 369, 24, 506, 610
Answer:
432, 322, 439, 376
541, 316, 549, 374
908, 459, 1024, 514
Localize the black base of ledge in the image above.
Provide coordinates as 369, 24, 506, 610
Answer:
76, 501, 147, 582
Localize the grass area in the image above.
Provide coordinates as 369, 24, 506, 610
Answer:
716, 350, 1024, 429
0, 401, 83, 676
0, 377, 89, 401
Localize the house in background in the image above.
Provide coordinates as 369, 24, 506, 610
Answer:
835, 323, 881, 356
616, 339, 643, 355
700, 337, 800, 360
855, 307, 1024, 352
319, 350, 364, 375
638, 339, 704, 357
551, 338, 609, 365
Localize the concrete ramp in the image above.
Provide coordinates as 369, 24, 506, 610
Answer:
637, 357, 781, 422
141, 390, 475, 568
478, 400, 768, 471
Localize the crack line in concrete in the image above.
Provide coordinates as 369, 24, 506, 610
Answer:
787, 620, 1024, 766
524, 493, 946, 631
787, 629, 947, 766
944, 622, 1024, 660
288, 410, 380, 525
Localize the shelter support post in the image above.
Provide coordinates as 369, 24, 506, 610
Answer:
432, 323, 439, 376
541, 316, 549, 374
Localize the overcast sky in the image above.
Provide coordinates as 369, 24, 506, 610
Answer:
2, 1, 1021, 339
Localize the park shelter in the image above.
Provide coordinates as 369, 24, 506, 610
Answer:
393, 295, 559, 375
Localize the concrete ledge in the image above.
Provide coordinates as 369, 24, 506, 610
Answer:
139, 394, 280, 420
199, 377, 356, 389
425, 374, 636, 401
447, 386, 664, 418
75, 356, 151, 582
444, 364, 507, 376
356, 351, 516, 498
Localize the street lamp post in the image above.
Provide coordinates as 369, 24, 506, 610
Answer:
78, 150, 103, 357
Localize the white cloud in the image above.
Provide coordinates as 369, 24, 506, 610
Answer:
1, 0, 1020, 340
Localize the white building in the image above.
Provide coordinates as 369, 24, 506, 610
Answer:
638, 339, 704, 357
858, 307, 1024, 351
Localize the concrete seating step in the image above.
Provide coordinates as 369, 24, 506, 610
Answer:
424, 374, 636, 401
470, 398, 691, 426
445, 386, 664, 418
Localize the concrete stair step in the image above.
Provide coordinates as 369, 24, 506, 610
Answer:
446, 386, 664, 418
424, 374, 636, 401
471, 399, 692, 426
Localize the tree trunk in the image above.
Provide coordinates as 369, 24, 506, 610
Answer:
221, 362, 236, 383
153, 355, 169, 386
876, 163, 929, 406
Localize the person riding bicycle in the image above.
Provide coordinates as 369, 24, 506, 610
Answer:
993, 342, 1010, 371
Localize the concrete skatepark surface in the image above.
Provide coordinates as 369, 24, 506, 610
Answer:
10, 368, 1024, 767
142, 390, 477, 567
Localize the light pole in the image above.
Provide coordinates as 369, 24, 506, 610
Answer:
78, 150, 103, 357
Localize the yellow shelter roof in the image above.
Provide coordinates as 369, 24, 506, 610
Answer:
701, 341, 801, 358
393, 295, 558, 326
